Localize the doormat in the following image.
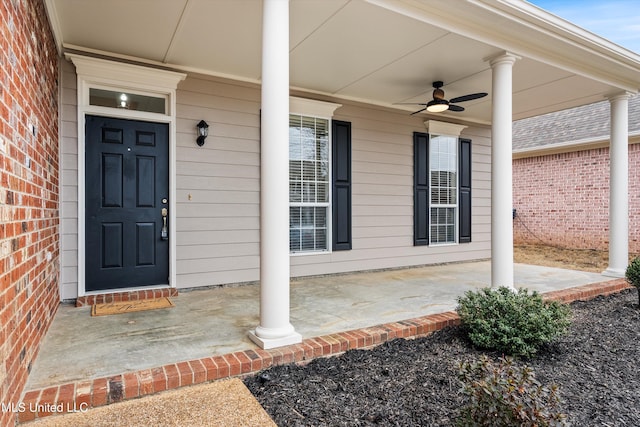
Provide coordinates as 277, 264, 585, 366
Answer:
91, 297, 174, 316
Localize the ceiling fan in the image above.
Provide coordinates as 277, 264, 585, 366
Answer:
398, 81, 488, 115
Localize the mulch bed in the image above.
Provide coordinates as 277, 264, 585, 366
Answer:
245, 289, 640, 426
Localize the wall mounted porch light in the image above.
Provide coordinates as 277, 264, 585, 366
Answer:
196, 120, 209, 146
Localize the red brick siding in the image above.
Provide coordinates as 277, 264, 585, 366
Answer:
0, 0, 60, 425
513, 144, 640, 253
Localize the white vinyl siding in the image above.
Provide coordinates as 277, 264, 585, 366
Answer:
289, 115, 330, 253
60, 66, 491, 296
59, 59, 80, 300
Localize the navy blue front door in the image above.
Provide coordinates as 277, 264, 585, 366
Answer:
85, 115, 169, 292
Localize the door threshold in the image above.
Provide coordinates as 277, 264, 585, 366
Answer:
76, 287, 178, 307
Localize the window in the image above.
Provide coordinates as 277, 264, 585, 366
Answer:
429, 135, 458, 244
89, 88, 167, 114
414, 126, 471, 246
289, 115, 330, 252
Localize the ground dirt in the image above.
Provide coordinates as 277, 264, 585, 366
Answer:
245, 245, 640, 426
513, 244, 610, 272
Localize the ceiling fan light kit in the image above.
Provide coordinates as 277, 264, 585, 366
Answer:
426, 99, 449, 113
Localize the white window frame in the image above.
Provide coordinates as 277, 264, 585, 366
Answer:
425, 121, 468, 246
428, 134, 458, 245
289, 97, 341, 255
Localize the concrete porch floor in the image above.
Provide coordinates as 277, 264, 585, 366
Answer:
26, 260, 607, 391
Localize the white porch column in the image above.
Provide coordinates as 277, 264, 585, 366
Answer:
249, 0, 301, 349
489, 53, 518, 289
603, 93, 630, 277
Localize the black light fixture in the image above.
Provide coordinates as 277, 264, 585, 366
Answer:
426, 83, 449, 113
196, 120, 209, 146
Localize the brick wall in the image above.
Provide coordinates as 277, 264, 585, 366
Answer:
513, 143, 640, 253
0, 0, 60, 425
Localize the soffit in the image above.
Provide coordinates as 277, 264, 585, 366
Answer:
45, 0, 640, 124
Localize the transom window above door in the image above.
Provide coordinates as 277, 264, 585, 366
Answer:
89, 88, 166, 114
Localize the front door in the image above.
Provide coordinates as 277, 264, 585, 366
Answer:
85, 115, 169, 292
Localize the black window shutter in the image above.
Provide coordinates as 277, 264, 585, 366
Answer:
332, 120, 352, 251
459, 138, 472, 243
414, 132, 429, 246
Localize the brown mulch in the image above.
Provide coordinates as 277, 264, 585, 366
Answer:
246, 245, 640, 426
246, 289, 640, 426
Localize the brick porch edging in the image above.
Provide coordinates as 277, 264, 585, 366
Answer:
18, 279, 631, 423
75, 288, 179, 307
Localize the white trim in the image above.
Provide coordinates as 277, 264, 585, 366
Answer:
66, 54, 186, 99
290, 96, 342, 118
512, 131, 640, 159
43, 0, 64, 53
366, 0, 640, 92
68, 54, 185, 297
424, 120, 468, 137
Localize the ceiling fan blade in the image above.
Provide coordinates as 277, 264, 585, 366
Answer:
410, 107, 428, 115
448, 104, 465, 112
449, 92, 488, 103
394, 102, 428, 106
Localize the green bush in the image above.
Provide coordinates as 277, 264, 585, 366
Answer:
625, 257, 640, 306
457, 356, 567, 427
456, 287, 570, 357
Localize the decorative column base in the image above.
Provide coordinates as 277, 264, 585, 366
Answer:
248, 325, 302, 350
602, 267, 626, 278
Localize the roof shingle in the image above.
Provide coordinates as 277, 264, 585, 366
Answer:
513, 94, 640, 150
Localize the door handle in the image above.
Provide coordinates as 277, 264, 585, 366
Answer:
161, 208, 168, 240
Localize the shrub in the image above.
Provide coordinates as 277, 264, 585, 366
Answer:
457, 356, 567, 427
456, 287, 570, 357
625, 257, 640, 306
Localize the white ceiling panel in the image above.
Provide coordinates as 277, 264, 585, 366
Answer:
55, 0, 187, 61
513, 76, 613, 119
46, 0, 640, 123
164, 0, 263, 79
290, 0, 448, 94
290, 0, 350, 49
512, 58, 574, 93
362, 33, 498, 105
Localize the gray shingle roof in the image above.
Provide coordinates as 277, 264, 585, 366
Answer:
513, 94, 640, 150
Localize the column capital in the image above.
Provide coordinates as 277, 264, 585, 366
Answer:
608, 91, 632, 103
486, 51, 520, 68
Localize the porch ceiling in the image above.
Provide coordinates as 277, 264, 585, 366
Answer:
45, 0, 640, 124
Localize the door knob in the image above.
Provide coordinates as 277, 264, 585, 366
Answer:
161, 208, 168, 240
